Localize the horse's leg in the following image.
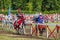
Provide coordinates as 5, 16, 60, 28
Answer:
18, 23, 23, 34
8, 22, 10, 30
2, 20, 4, 29
35, 24, 38, 36
39, 28, 43, 36
21, 23, 25, 34
16, 28, 20, 34
22, 23, 25, 34
8, 21, 13, 30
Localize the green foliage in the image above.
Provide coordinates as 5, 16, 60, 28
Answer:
0, 0, 60, 14
41, 0, 60, 12
0, 10, 17, 15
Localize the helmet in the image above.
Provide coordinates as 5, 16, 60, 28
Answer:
39, 12, 42, 15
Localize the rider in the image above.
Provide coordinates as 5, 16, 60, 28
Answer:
17, 8, 25, 20
34, 12, 44, 36
15, 8, 25, 29
37, 13, 45, 36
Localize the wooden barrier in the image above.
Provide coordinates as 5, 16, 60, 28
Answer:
24, 23, 32, 35
47, 26, 56, 39
56, 25, 60, 39
31, 24, 47, 36
24, 24, 60, 39
46, 25, 60, 40
16, 23, 59, 39
35, 24, 57, 39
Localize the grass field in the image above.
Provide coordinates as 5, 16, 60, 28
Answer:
0, 22, 60, 40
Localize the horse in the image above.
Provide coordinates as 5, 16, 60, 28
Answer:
32, 15, 46, 36
13, 17, 25, 34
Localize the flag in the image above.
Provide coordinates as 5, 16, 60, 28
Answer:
8, 6, 11, 18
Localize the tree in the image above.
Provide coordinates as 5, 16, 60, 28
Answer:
4, 0, 11, 9
0, 0, 60, 14
41, 0, 60, 12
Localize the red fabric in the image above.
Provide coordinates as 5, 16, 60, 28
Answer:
14, 13, 25, 29
13, 18, 25, 29
18, 13, 25, 20
56, 25, 60, 30
38, 25, 46, 29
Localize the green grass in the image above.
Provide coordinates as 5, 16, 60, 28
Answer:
0, 35, 42, 40
0, 35, 16, 40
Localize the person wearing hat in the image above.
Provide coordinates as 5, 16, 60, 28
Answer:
37, 12, 44, 23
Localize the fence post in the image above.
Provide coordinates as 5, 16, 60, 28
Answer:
31, 24, 32, 35
46, 25, 48, 38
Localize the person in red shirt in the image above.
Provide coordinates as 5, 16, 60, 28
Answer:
17, 8, 24, 19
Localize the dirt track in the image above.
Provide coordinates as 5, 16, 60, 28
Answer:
0, 29, 43, 40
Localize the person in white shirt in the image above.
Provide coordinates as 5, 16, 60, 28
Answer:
2, 15, 6, 29
7, 14, 14, 30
